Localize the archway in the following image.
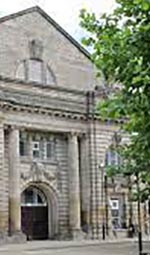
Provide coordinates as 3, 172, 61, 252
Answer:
21, 186, 48, 240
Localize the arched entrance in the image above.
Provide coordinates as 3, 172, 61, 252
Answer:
21, 186, 48, 240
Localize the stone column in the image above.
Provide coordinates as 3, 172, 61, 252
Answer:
9, 127, 21, 235
68, 133, 81, 238
0, 125, 7, 239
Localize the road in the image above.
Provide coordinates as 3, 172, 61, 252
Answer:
0, 241, 150, 255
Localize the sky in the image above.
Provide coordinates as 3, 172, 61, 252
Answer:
0, 0, 116, 41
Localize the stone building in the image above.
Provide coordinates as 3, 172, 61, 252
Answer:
0, 6, 149, 242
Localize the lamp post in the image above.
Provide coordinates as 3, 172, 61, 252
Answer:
104, 174, 109, 236
136, 173, 143, 255
127, 174, 133, 238
100, 162, 106, 240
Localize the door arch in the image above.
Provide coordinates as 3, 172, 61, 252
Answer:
21, 186, 48, 240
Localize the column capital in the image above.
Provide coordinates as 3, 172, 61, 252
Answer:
68, 132, 78, 140
79, 133, 88, 139
68, 131, 86, 139
8, 125, 20, 131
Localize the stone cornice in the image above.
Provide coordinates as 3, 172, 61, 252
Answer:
0, 77, 124, 124
0, 101, 87, 121
0, 100, 124, 124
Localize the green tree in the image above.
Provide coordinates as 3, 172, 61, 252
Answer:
80, 0, 150, 198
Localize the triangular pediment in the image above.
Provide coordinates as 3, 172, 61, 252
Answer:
0, 6, 90, 60
0, 6, 98, 91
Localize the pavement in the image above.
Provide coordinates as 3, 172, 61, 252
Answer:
0, 237, 150, 255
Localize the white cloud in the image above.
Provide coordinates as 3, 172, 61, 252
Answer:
0, 0, 116, 39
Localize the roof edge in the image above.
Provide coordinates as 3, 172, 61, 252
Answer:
0, 6, 91, 60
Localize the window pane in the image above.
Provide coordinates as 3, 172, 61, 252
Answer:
33, 150, 40, 158
20, 139, 28, 156
105, 150, 121, 166
30, 134, 56, 160
112, 209, 119, 217
20, 141, 25, 156
32, 141, 40, 158
25, 190, 34, 204
112, 218, 119, 228
37, 194, 43, 203
21, 187, 47, 206
46, 142, 52, 158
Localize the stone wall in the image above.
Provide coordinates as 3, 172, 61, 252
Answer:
88, 120, 119, 239
55, 135, 69, 238
0, 9, 99, 91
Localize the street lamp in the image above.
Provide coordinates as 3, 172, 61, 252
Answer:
100, 162, 109, 239
104, 174, 109, 236
136, 173, 143, 255
100, 162, 106, 240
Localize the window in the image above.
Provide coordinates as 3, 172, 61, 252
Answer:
44, 139, 55, 159
105, 150, 121, 166
19, 132, 28, 156
110, 200, 119, 210
21, 187, 47, 206
110, 197, 126, 229
25, 189, 34, 204
32, 141, 40, 158
110, 198, 120, 228
20, 140, 26, 156
20, 132, 56, 160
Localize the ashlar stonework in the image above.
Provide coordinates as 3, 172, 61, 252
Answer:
0, 6, 149, 243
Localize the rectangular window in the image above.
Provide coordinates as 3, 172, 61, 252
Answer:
110, 198, 121, 228
19, 132, 28, 156
110, 199, 119, 210
112, 209, 119, 217
46, 141, 52, 159
20, 140, 26, 156
30, 134, 56, 160
32, 141, 40, 158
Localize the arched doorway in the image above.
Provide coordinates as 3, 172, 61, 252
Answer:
21, 186, 48, 240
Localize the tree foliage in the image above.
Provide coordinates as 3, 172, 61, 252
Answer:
80, 0, 150, 199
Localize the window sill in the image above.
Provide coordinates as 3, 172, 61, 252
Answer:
20, 156, 57, 165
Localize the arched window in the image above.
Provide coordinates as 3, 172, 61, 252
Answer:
21, 187, 47, 206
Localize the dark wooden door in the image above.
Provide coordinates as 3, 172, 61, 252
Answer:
21, 206, 48, 240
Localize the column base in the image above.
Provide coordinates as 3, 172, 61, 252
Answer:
70, 229, 84, 240
8, 231, 26, 244
0, 231, 7, 245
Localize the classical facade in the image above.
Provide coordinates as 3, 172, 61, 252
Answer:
0, 6, 149, 243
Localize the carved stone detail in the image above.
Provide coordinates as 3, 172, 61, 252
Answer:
21, 162, 56, 183
29, 39, 43, 60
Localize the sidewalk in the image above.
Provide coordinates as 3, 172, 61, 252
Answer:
0, 236, 149, 253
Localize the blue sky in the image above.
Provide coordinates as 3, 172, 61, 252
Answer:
0, 0, 116, 41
